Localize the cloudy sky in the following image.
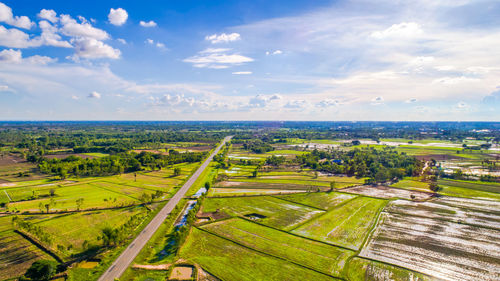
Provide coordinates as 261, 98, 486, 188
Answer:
0, 0, 499, 120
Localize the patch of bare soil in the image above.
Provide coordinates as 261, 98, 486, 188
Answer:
342, 185, 433, 200
169, 266, 193, 280
133, 264, 170, 270
197, 266, 220, 281
0, 155, 26, 166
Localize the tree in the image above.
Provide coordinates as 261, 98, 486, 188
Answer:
49, 189, 55, 197
173, 167, 181, 177
24, 260, 58, 281
252, 169, 258, 178
100, 226, 119, 247
329, 181, 336, 192
204, 182, 211, 189
429, 182, 440, 192
76, 198, 84, 211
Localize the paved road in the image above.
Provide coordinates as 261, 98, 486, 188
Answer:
98, 136, 232, 281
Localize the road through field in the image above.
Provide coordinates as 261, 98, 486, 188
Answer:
98, 136, 232, 281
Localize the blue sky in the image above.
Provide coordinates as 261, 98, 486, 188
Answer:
0, 0, 499, 121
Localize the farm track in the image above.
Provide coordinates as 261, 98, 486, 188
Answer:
97, 136, 232, 281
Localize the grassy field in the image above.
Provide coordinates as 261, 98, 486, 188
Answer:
201, 218, 355, 277
36, 206, 149, 257
292, 197, 387, 250
275, 192, 357, 210
208, 188, 305, 196
179, 227, 336, 281
201, 196, 324, 230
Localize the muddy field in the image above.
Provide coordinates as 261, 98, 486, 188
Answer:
341, 185, 433, 200
360, 198, 500, 280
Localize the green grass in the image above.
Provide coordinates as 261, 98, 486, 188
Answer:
202, 196, 324, 230
208, 188, 305, 196
345, 257, 433, 281
179, 228, 335, 281
437, 179, 500, 194
275, 192, 357, 210
36, 206, 148, 257
120, 269, 169, 281
292, 197, 387, 250
81, 152, 109, 157
390, 179, 430, 192
202, 218, 355, 277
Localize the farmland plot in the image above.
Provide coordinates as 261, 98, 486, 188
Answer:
275, 191, 356, 210
386, 199, 500, 229
207, 188, 305, 196
360, 203, 500, 281
346, 257, 434, 281
292, 197, 387, 250
201, 218, 355, 277
201, 196, 324, 230
179, 228, 335, 281
342, 185, 433, 200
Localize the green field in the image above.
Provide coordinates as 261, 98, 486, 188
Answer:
202, 218, 355, 277
201, 196, 324, 230
275, 192, 357, 210
292, 197, 387, 250
392, 179, 500, 200
345, 257, 433, 281
179, 228, 335, 281
36, 206, 149, 257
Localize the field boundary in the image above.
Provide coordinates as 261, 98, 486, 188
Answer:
14, 229, 63, 263
270, 194, 329, 211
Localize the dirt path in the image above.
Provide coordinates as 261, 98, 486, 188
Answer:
3, 190, 11, 201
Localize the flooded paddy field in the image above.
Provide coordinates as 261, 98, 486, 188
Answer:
341, 185, 433, 200
360, 197, 500, 281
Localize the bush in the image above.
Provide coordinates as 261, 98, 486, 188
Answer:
24, 260, 59, 281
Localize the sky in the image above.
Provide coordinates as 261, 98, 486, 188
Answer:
0, 0, 499, 121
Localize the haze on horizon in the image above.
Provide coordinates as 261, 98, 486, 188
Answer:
0, 0, 499, 121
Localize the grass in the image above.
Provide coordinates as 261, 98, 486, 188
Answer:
36, 206, 149, 257
81, 153, 109, 157
345, 257, 433, 281
437, 179, 500, 194
202, 196, 324, 230
202, 218, 355, 277
275, 192, 357, 210
292, 197, 387, 250
179, 227, 335, 281
208, 188, 305, 196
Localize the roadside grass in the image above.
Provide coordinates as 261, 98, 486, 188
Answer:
345, 257, 433, 281
119, 268, 168, 281
292, 197, 387, 250
202, 218, 355, 277
275, 192, 357, 210
179, 227, 335, 281
201, 196, 324, 230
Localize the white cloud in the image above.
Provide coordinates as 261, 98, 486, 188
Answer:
0, 48, 21, 63
0, 48, 56, 65
108, 8, 128, 26
205, 33, 241, 44
70, 37, 121, 60
0, 25, 36, 48
37, 9, 58, 23
117, 38, 126, 44
0, 85, 10, 91
316, 99, 340, 108
371, 96, 384, 105
432, 76, 480, 85
145, 38, 166, 49
232, 71, 252, 75
88, 91, 101, 99
456, 101, 467, 108
371, 22, 423, 39
38, 20, 72, 48
266, 50, 283, 55
0, 2, 34, 29
406, 98, 418, 103
60, 14, 109, 40
284, 99, 308, 109
247, 94, 282, 108
140, 20, 157, 27
184, 48, 253, 69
